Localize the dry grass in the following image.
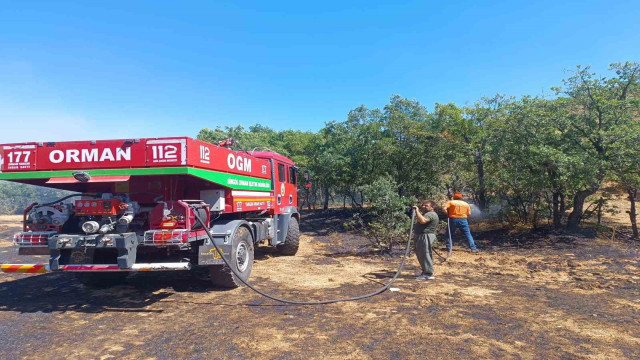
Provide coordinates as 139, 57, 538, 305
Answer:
0, 212, 638, 359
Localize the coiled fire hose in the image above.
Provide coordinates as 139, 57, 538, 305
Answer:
193, 210, 417, 305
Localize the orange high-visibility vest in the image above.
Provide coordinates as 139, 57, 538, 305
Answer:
445, 200, 471, 219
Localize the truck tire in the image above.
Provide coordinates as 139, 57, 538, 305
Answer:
210, 226, 254, 288
277, 217, 299, 256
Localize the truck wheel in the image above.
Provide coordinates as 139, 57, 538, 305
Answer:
277, 217, 300, 256
210, 226, 254, 288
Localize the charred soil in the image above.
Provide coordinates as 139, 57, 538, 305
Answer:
0, 211, 639, 359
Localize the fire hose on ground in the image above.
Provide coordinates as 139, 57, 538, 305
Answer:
2, 210, 453, 304
432, 218, 453, 261
194, 209, 455, 305
193, 211, 420, 305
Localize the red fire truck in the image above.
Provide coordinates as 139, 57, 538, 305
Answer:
0, 137, 301, 288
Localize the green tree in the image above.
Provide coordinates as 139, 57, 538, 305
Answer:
382, 95, 446, 198
486, 97, 575, 226
610, 105, 640, 239
433, 95, 512, 210
308, 121, 352, 209
555, 62, 640, 231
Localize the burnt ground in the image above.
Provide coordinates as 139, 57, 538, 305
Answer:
0, 212, 639, 360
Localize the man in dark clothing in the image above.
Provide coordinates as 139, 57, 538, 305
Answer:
412, 200, 439, 280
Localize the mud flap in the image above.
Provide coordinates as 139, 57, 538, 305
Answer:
116, 234, 139, 268
198, 244, 232, 265
200, 219, 251, 265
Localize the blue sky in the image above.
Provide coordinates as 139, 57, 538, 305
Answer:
1, 0, 639, 142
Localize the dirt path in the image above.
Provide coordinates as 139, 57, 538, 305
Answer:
0, 213, 639, 359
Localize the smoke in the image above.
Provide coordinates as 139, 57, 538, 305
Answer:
469, 202, 509, 219
469, 204, 486, 219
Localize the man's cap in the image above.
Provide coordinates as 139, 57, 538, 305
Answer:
453, 193, 463, 199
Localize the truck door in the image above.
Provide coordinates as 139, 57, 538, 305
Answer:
286, 164, 297, 207
274, 161, 297, 213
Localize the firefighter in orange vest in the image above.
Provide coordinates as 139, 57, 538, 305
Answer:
443, 193, 479, 252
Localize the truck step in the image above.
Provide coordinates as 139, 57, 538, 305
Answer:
1, 262, 191, 273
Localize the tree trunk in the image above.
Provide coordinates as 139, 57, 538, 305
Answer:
552, 191, 562, 229
311, 187, 317, 210
322, 186, 330, 211
349, 191, 362, 208
629, 188, 638, 240
567, 189, 596, 231
474, 151, 487, 210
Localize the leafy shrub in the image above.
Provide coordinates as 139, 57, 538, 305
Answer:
349, 175, 414, 252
